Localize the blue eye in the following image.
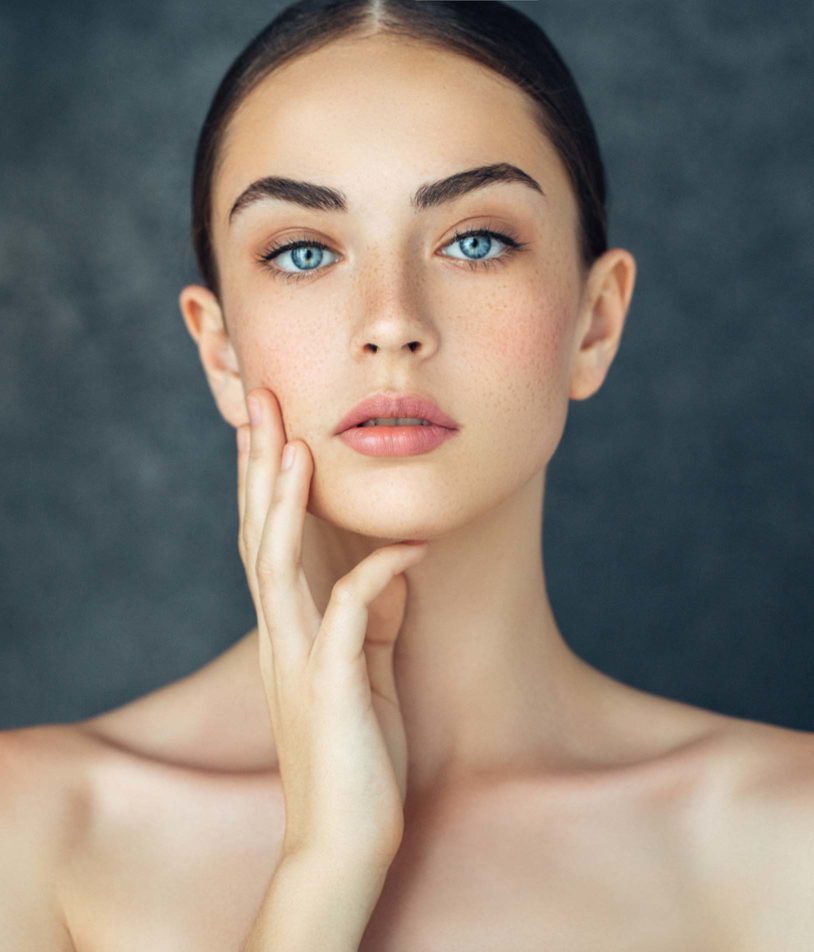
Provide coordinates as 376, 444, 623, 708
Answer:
256, 227, 527, 283
259, 241, 337, 279
441, 229, 517, 265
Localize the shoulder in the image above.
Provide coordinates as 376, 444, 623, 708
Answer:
694, 718, 814, 950
0, 723, 97, 951
77, 627, 277, 773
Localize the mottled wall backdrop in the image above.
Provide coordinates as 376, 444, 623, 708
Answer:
1, 0, 812, 729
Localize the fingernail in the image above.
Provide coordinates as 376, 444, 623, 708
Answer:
281, 442, 296, 471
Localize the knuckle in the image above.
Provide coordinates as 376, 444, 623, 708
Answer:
238, 531, 254, 566
330, 578, 355, 603
255, 544, 288, 581
248, 433, 264, 459
242, 520, 260, 550
271, 478, 287, 505
254, 551, 277, 579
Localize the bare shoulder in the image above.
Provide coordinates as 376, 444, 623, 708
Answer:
696, 716, 814, 950
0, 710, 282, 952
79, 627, 276, 773
0, 723, 98, 951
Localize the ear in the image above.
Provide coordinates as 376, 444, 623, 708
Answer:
569, 248, 637, 401
178, 284, 249, 428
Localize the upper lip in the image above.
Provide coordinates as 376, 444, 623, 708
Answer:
334, 391, 460, 434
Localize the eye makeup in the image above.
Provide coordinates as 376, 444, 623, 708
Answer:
254, 226, 528, 283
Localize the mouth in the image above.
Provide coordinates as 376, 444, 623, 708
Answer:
353, 418, 435, 428
337, 418, 459, 457
334, 391, 460, 435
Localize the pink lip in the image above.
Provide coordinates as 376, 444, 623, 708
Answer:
334, 391, 460, 435
338, 422, 458, 457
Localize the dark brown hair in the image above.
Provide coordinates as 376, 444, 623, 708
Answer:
190, 0, 608, 298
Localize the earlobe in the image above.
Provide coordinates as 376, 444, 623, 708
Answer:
569, 248, 637, 401
178, 284, 246, 427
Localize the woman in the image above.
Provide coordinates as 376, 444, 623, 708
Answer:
3, 1, 812, 948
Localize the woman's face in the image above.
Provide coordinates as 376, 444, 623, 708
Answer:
208, 34, 594, 541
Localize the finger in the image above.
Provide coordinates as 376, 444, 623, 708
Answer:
242, 389, 283, 599
236, 424, 250, 529
256, 439, 318, 669
256, 439, 310, 585
311, 543, 429, 669
364, 574, 409, 706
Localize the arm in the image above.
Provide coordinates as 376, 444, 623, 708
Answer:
241, 849, 389, 951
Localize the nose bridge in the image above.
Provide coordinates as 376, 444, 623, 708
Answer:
350, 231, 435, 353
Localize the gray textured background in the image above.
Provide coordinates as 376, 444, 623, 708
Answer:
1, 1, 812, 731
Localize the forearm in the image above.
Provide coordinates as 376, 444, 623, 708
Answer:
241, 849, 389, 951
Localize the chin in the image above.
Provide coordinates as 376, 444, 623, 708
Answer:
308, 495, 451, 543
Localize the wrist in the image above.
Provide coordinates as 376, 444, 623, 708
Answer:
280, 842, 396, 886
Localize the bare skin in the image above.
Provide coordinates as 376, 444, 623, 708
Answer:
5, 644, 814, 950
3, 30, 813, 952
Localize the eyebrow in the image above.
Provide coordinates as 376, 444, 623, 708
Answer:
227, 162, 544, 225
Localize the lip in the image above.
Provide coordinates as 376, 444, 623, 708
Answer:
338, 423, 458, 457
334, 391, 460, 435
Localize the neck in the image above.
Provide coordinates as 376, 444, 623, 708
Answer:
299, 468, 613, 797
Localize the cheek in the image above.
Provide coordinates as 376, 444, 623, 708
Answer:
226, 299, 334, 429
500, 311, 564, 377
486, 285, 574, 404
473, 279, 576, 473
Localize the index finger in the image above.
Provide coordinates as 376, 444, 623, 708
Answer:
236, 424, 250, 527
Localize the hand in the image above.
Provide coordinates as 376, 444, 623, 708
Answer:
236, 387, 428, 869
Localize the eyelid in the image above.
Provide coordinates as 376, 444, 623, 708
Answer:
256, 223, 527, 280
441, 226, 520, 257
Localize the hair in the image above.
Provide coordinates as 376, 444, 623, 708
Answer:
190, 0, 608, 300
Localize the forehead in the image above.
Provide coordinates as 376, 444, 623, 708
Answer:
213, 34, 574, 230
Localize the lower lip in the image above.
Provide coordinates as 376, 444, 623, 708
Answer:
338, 424, 458, 456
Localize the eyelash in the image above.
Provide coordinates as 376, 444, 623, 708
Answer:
255, 227, 527, 283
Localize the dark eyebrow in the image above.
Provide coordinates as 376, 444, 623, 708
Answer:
227, 162, 544, 225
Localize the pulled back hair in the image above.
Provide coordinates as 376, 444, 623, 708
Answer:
190, 0, 608, 299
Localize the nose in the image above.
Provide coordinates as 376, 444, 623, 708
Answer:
363, 338, 421, 354
349, 253, 440, 360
